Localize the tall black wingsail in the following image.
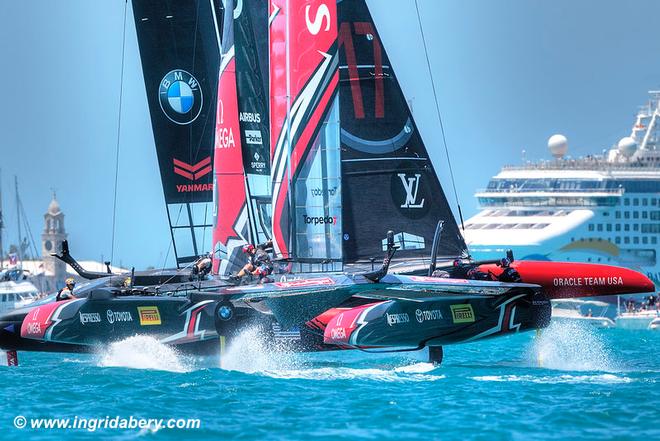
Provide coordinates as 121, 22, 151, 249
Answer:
338, 0, 466, 263
234, 0, 272, 245
132, 0, 221, 266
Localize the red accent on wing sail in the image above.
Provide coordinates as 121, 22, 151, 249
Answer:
269, 0, 338, 259
212, 2, 249, 274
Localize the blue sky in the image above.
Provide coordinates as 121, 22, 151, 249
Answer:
1, 0, 660, 269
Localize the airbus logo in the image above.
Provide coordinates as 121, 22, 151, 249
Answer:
398, 173, 425, 209
159, 69, 203, 125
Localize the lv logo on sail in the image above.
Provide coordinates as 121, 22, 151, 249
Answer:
398, 173, 425, 209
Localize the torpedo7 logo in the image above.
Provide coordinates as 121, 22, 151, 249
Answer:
302, 214, 337, 226
398, 173, 425, 208
173, 157, 212, 181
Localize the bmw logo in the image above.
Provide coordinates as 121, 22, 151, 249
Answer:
158, 69, 203, 125
217, 304, 233, 321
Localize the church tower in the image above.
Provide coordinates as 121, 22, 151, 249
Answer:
41, 194, 67, 288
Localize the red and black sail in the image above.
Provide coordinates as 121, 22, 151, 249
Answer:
269, 0, 343, 268
338, 0, 467, 263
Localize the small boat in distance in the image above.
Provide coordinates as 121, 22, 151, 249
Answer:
0, 267, 39, 314
551, 298, 615, 328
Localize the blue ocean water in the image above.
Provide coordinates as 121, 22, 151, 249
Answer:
1, 322, 658, 440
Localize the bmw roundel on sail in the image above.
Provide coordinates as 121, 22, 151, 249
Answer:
159, 69, 204, 124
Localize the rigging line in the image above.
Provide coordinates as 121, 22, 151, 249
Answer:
18, 199, 39, 260
110, 0, 129, 265
413, 0, 465, 232
161, 204, 183, 272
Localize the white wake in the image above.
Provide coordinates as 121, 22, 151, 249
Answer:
97, 335, 193, 373
220, 327, 443, 381
528, 320, 618, 372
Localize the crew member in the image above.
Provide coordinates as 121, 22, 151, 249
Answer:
56, 277, 77, 301
448, 259, 472, 279
192, 253, 213, 278
466, 267, 493, 281
233, 241, 273, 283
497, 258, 522, 283
431, 269, 451, 278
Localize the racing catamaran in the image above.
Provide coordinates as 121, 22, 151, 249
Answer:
0, 0, 654, 367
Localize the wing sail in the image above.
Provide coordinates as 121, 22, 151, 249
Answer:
338, 0, 467, 264
269, 0, 343, 270
132, 0, 220, 265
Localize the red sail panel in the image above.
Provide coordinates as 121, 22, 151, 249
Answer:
269, 0, 340, 261
212, 0, 250, 275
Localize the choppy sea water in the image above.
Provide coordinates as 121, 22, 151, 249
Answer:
1, 322, 658, 440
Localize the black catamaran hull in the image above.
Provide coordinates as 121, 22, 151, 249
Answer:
2, 275, 552, 358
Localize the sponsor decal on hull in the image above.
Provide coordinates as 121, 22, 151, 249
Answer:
107, 310, 134, 324
553, 277, 624, 287
274, 277, 336, 289
138, 307, 162, 326
409, 276, 469, 284
450, 304, 475, 324
386, 312, 410, 326
415, 309, 443, 323
79, 312, 101, 325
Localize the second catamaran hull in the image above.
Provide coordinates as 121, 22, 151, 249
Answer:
7, 276, 552, 356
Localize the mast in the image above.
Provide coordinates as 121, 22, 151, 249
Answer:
0, 169, 3, 269
14, 176, 21, 263
210, 0, 252, 276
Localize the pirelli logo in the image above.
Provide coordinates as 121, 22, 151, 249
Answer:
450, 304, 475, 324
137, 306, 162, 326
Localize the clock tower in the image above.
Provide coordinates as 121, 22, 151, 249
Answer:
41, 194, 67, 288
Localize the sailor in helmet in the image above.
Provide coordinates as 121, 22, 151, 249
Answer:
56, 277, 77, 301
232, 240, 273, 284
496, 257, 522, 283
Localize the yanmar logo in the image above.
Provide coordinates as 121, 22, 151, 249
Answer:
173, 157, 213, 193
138, 306, 162, 326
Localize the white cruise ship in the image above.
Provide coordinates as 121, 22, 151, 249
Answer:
465, 91, 660, 288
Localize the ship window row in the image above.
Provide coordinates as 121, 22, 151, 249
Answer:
486, 179, 606, 191
615, 236, 658, 245
570, 236, 658, 246
480, 209, 568, 217
614, 210, 660, 219
624, 197, 659, 206
465, 223, 549, 230
478, 197, 618, 207
486, 180, 659, 194
588, 223, 660, 233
